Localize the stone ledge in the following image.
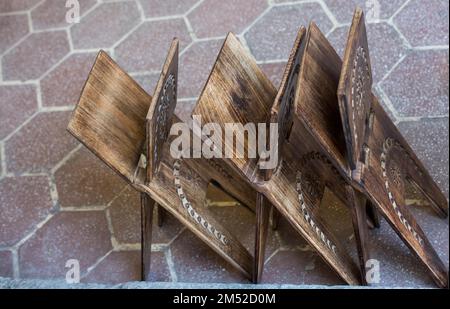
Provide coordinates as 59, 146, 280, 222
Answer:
0, 277, 414, 289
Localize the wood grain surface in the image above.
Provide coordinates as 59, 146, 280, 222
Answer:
68, 46, 256, 281
338, 8, 449, 288
194, 31, 362, 285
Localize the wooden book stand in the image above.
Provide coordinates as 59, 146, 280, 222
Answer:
67, 39, 261, 281
192, 32, 363, 285
67, 8, 447, 286
192, 12, 448, 286
271, 8, 448, 287
336, 9, 448, 288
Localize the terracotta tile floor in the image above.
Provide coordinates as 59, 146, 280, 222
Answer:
0, 0, 448, 287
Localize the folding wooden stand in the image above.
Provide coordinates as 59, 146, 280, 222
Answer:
337, 9, 448, 288
192, 10, 448, 286
261, 8, 447, 287
67, 8, 448, 287
193, 31, 363, 285
68, 39, 262, 281
275, 10, 448, 287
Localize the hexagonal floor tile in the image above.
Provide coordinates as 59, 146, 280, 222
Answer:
0, 14, 29, 55
109, 188, 184, 246
132, 73, 161, 95
83, 250, 171, 283
302, 254, 346, 285
398, 118, 449, 197
0, 0, 41, 13
323, 0, 407, 24
55, 147, 127, 208
175, 100, 196, 123
245, 4, 333, 61
0, 84, 38, 140
83, 250, 141, 284
0, 176, 53, 247
152, 207, 184, 245
170, 230, 248, 283
368, 219, 437, 287
148, 251, 172, 282
18, 211, 112, 279
381, 50, 448, 117
327, 22, 408, 83
394, 0, 449, 47
261, 250, 314, 284
187, 0, 268, 39
31, 0, 97, 30
259, 61, 286, 89
109, 186, 141, 245
41, 52, 97, 107
2, 31, 70, 81
0, 250, 14, 278
115, 19, 192, 73
178, 39, 223, 98
70, 1, 141, 49
138, 0, 199, 18
5, 111, 79, 174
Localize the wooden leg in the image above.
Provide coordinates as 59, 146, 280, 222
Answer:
156, 204, 165, 227
346, 186, 371, 285
366, 200, 381, 229
141, 193, 154, 281
269, 206, 280, 231
253, 193, 271, 283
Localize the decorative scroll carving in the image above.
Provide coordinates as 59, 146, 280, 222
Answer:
152, 74, 176, 173
381, 138, 423, 246
350, 46, 371, 148
295, 151, 346, 254
173, 159, 228, 245
296, 171, 337, 254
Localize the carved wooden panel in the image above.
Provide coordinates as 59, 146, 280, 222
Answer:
337, 8, 449, 288
260, 148, 361, 285
193, 31, 362, 285
338, 9, 373, 170
266, 27, 307, 180
147, 39, 179, 182
68, 48, 255, 281
135, 142, 253, 278
362, 99, 448, 288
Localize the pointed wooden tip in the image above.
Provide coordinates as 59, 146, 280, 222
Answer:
225, 31, 238, 41
171, 37, 180, 49
354, 7, 364, 20
308, 21, 319, 32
